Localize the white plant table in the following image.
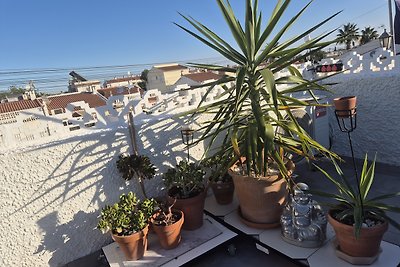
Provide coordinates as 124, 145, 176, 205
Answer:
102, 215, 237, 267
204, 193, 400, 267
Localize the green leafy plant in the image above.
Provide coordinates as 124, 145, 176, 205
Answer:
97, 192, 156, 236
117, 154, 156, 199
176, 0, 340, 182
313, 155, 400, 238
201, 154, 233, 183
163, 161, 206, 199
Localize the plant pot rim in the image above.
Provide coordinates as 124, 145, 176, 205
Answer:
228, 158, 295, 181
112, 224, 149, 240
334, 96, 356, 101
328, 210, 388, 232
152, 209, 184, 227
168, 186, 205, 200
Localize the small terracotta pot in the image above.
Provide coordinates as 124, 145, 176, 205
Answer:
152, 210, 184, 249
168, 189, 206, 230
328, 211, 388, 257
210, 181, 234, 205
333, 96, 357, 118
112, 225, 149, 261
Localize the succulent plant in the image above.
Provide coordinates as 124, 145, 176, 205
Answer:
97, 192, 156, 236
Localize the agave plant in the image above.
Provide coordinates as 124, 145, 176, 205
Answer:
313, 155, 400, 238
176, 0, 340, 181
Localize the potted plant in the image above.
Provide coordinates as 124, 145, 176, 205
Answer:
117, 153, 156, 199
176, 0, 339, 228
97, 192, 156, 261
333, 96, 357, 118
163, 161, 206, 230
202, 154, 235, 205
313, 155, 400, 260
151, 199, 184, 249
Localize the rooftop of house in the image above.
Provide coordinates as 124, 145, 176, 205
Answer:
70, 80, 101, 87
105, 76, 141, 85
42, 92, 107, 111
155, 64, 188, 72
0, 99, 42, 114
97, 86, 141, 99
182, 72, 223, 83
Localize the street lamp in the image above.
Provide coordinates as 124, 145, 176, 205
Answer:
379, 29, 392, 50
180, 125, 194, 162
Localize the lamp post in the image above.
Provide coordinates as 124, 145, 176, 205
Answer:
379, 29, 392, 50
181, 125, 194, 162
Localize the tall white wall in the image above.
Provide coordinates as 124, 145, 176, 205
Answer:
0, 128, 163, 267
326, 72, 400, 166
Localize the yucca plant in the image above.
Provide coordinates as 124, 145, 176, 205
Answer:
313, 155, 400, 238
177, 0, 340, 182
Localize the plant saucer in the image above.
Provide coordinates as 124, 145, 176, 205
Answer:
237, 207, 281, 229
332, 239, 382, 265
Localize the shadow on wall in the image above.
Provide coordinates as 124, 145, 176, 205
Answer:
134, 114, 206, 192
34, 210, 100, 267
4, 128, 138, 266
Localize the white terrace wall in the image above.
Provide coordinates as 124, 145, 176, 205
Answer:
0, 84, 221, 266
321, 48, 400, 166
0, 128, 164, 267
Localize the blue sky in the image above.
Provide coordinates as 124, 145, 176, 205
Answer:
0, 0, 390, 92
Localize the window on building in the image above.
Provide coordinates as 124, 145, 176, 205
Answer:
53, 108, 63, 115
69, 125, 80, 131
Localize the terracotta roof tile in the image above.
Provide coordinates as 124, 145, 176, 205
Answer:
155, 65, 188, 72
97, 86, 141, 99
0, 99, 42, 114
45, 93, 106, 112
182, 72, 222, 83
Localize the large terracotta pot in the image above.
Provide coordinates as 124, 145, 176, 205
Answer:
210, 181, 234, 205
112, 225, 149, 261
152, 210, 184, 249
328, 211, 388, 257
333, 96, 357, 118
168, 189, 206, 230
229, 165, 292, 227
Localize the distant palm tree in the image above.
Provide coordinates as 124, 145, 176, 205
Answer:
337, 23, 360, 50
360, 27, 379, 45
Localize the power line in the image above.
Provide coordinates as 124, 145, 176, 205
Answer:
0, 56, 226, 75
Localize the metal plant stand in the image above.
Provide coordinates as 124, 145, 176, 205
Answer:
181, 126, 194, 162
334, 108, 363, 208
334, 108, 358, 179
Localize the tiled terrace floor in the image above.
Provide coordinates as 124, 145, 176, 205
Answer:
66, 156, 400, 267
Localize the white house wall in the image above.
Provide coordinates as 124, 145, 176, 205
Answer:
147, 68, 167, 92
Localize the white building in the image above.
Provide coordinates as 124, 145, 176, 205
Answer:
104, 76, 142, 88
68, 80, 102, 93
147, 64, 189, 93
0, 98, 47, 147
174, 71, 223, 88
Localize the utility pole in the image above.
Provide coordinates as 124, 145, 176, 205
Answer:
389, 0, 397, 54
